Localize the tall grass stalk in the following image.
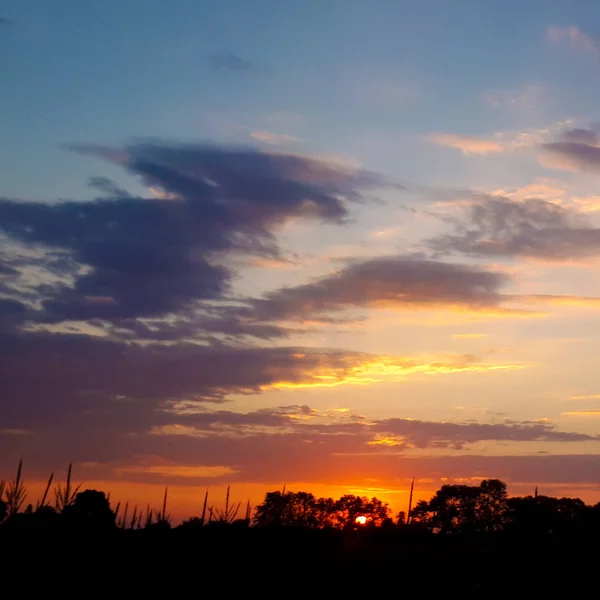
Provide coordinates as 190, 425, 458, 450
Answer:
161, 487, 168, 522
201, 489, 208, 525
214, 485, 241, 523
407, 478, 415, 525
54, 463, 81, 512
6, 460, 27, 516
37, 472, 54, 510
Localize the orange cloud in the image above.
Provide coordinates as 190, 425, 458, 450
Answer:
571, 394, 600, 401
118, 465, 239, 478
561, 410, 600, 417
452, 333, 488, 339
249, 131, 304, 146
433, 134, 504, 155
512, 295, 600, 308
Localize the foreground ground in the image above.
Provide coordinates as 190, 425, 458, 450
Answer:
1, 527, 596, 594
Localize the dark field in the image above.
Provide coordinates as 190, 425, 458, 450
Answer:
1, 527, 597, 594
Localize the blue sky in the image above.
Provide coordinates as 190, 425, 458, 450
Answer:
3, 1, 600, 517
4, 0, 600, 200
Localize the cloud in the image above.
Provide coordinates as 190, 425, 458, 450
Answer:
3, 357, 596, 485
0, 328, 516, 432
433, 134, 504, 155
541, 127, 600, 172
430, 193, 600, 261
371, 417, 594, 448
561, 410, 600, 417
87, 176, 132, 198
0, 298, 27, 332
483, 84, 543, 109
234, 256, 512, 324
205, 52, 261, 73
0, 143, 388, 327
118, 465, 239, 478
452, 333, 488, 339
249, 131, 304, 146
0, 325, 528, 485
547, 26, 599, 52
512, 295, 600, 308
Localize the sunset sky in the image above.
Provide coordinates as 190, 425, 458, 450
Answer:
2, 0, 600, 519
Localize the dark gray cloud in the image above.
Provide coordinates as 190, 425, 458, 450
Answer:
373, 417, 593, 448
430, 195, 600, 260
87, 176, 132, 198
559, 128, 599, 145
0, 328, 426, 431
205, 52, 260, 73
0, 262, 19, 276
230, 256, 509, 323
541, 126, 600, 171
0, 143, 386, 326
0, 298, 26, 332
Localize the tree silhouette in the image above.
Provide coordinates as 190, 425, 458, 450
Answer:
253, 491, 390, 528
63, 490, 116, 529
410, 479, 509, 534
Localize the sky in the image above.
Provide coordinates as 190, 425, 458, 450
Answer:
2, 0, 600, 519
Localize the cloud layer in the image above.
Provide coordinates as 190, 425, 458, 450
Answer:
430, 193, 600, 261
541, 127, 600, 172
0, 143, 387, 329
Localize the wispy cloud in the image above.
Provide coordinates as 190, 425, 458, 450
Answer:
540, 126, 600, 172
249, 131, 304, 146
483, 84, 543, 109
561, 410, 600, 417
430, 192, 600, 262
205, 52, 262, 73
433, 134, 504, 155
547, 26, 599, 52
452, 333, 488, 339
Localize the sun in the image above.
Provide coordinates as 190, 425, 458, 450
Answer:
355, 515, 367, 525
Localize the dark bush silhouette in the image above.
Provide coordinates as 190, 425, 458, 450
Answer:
63, 489, 116, 529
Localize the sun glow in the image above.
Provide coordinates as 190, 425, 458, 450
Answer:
355, 515, 368, 525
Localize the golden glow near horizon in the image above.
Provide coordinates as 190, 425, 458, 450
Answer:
265, 356, 524, 390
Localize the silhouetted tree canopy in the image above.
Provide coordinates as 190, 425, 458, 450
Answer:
253, 490, 390, 528
63, 490, 116, 529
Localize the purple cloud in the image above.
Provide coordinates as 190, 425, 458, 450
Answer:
430, 194, 600, 261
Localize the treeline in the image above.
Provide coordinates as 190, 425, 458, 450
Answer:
249, 480, 600, 536
2, 462, 600, 537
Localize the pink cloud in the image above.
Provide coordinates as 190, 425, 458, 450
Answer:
433, 134, 504, 155
547, 26, 598, 52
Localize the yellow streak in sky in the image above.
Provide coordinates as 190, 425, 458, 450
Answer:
561, 410, 600, 417
367, 435, 405, 447
570, 394, 600, 401
513, 294, 600, 307
265, 357, 524, 390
